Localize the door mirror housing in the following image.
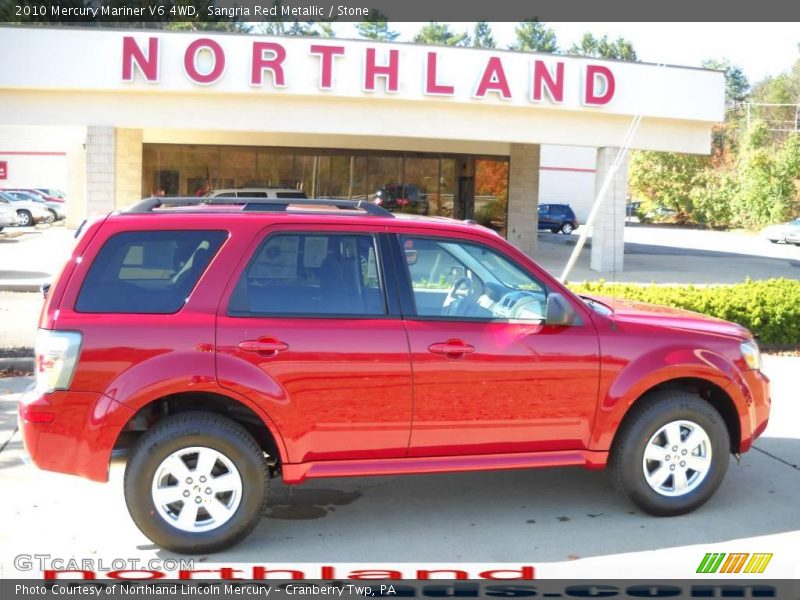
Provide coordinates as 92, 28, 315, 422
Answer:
545, 292, 582, 326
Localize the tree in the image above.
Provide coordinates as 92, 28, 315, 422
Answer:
472, 21, 496, 49
413, 22, 470, 47
701, 59, 750, 105
568, 33, 637, 61
355, 12, 399, 41
629, 151, 712, 224
508, 20, 557, 53
317, 22, 336, 38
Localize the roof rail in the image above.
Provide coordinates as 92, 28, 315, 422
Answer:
124, 196, 394, 218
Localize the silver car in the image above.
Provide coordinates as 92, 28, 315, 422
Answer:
5, 190, 65, 222
761, 218, 800, 244
0, 195, 20, 231
0, 191, 51, 226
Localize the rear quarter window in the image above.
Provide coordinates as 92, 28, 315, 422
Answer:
75, 230, 227, 314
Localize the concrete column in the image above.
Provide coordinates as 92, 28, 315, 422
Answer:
65, 136, 87, 229
506, 143, 540, 257
590, 147, 628, 273
115, 128, 143, 209
85, 126, 116, 216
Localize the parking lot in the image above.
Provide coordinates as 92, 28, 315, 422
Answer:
0, 355, 797, 578
0, 222, 798, 579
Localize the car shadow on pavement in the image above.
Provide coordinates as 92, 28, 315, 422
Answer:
150, 437, 800, 564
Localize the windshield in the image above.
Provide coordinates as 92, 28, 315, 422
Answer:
454, 243, 543, 291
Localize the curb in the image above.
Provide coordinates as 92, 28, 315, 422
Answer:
0, 283, 47, 293
0, 357, 34, 372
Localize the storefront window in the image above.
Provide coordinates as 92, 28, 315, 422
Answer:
475, 159, 509, 235
141, 144, 508, 233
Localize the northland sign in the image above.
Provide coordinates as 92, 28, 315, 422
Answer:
0, 27, 724, 123
122, 36, 617, 106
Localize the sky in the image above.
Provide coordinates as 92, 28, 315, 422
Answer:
333, 22, 799, 84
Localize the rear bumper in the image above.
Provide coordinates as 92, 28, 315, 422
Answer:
18, 388, 134, 482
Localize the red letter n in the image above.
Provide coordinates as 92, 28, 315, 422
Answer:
122, 36, 158, 82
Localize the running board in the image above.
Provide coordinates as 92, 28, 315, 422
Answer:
282, 449, 608, 484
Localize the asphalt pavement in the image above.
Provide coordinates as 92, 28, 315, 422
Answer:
0, 356, 797, 579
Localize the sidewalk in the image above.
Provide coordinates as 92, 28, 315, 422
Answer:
0, 224, 75, 292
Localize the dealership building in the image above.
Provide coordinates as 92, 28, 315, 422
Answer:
0, 27, 724, 272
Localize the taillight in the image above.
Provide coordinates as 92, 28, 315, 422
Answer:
35, 329, 82, 393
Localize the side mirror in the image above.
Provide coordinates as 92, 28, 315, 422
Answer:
545, 292, 582, 326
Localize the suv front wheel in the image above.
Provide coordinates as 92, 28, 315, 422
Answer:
124, 412, 269, 554
610, 391, 730, 516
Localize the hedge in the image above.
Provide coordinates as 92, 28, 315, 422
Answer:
566, 278, 800, 347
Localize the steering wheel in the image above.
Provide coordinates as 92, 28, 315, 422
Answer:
442, 276, 474, 316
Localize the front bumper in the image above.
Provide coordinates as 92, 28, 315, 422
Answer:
731, 368, 771, 453
18, 387, 134, 482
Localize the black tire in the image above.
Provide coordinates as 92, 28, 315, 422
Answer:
47, 209, 58, 222
550, 227, 559, 233
610, 391, 729, 516
561, 222, 574, 234
16, 210, 32, 227
124, 412, 269, 554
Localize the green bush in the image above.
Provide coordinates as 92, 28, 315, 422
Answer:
566, 278, 800, 346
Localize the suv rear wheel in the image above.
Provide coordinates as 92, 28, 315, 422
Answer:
610, 391, 729, 516
560, 222, 574, 234
124, 412, 269, 554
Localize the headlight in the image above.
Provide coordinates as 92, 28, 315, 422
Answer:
740, 340, 762, 371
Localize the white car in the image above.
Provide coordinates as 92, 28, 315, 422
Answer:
0, 190, 51, 226
0, 196, 20, 231
205, 188, 307, 200
761, 218, 800, 244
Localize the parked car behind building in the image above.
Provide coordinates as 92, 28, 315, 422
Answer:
0, 195, 21, 231
5, 190, 66, 222
538, 203, 579, 234
0, 191, 52, 226
205, 188, 307, 200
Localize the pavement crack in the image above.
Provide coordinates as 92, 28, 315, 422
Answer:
0, 426, 18, 454
751, 445, 800, 472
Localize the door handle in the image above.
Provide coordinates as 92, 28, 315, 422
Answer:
428, 339, 475, 358
238, 338, 289, 356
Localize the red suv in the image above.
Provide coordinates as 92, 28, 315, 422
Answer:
20, 197, 770, 553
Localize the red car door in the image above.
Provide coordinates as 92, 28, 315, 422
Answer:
394, 232, 601, 457
216, 226, 412, 464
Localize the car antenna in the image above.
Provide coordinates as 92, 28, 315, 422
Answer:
558, 114, 642, 285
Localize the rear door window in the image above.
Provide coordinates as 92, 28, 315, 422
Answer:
228, 232, 386, 316
75, 230, 226, 313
